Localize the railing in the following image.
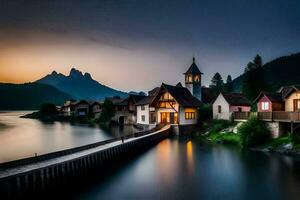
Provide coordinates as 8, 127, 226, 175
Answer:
234, 111, 300, 122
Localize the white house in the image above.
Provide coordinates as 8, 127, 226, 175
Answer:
135, 57, 206, 126
212, 93, 251, 120
136, 83, 202, 126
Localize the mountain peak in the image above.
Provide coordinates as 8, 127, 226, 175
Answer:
69, 68, 83, 78
84, 72, 92, 79
51, 70, 58, 75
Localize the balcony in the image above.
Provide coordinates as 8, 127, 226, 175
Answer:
233, 111, 300, 122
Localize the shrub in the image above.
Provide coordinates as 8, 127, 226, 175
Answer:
198, 104, 212, 123
209, 119, 233, 134
291, 132, 300, 149
238, 117, 271, 148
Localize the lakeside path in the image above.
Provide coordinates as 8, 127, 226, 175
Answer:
0, 125, 170, 180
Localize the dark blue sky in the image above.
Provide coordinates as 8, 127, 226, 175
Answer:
0, 0, 299, 91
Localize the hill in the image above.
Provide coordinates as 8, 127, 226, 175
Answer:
233, 53, 300, 92
36, 68, 128, 100
0, 83, 72, 110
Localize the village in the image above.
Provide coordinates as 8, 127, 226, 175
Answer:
56, 57, 300, 144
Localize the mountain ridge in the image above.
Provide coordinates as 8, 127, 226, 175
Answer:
0, 83, 72, 110
36, 68, 128, 100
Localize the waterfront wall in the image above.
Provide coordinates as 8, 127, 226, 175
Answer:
0, 127, 170, 199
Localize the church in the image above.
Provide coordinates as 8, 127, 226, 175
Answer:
135, 58, 204, 127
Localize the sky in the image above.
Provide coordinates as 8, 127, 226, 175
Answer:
0, 0, 299, 92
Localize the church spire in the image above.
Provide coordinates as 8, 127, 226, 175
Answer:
192, 56, 195, 63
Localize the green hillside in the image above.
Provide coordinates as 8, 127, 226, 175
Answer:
233, 53, 300, 92
0, 83, 72, 110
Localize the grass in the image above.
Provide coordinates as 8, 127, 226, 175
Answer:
267, 136, 291, 149
207, 132, 241, 145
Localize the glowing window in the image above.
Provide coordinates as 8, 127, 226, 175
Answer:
262, 102, 269, 110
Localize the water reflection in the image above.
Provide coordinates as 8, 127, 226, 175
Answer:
186, 140, 194, 174
79, 137, 300, 200
0, 111, 139, 163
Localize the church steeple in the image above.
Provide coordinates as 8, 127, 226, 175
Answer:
184, 57, 203, 101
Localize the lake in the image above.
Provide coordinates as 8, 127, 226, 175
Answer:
2, 112, 300, 200
0, 111, 138, 163
76, 137, 300, 200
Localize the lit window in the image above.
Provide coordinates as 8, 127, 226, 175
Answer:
261, 102, 269, 110
185, 112, 195, 120
194, 75, 200, 82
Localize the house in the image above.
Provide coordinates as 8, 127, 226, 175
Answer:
212, 93, 251, 120
111, 95, 146, 124
61, 100, 103, 117
135, 89, 160, 126
253, 85, 300, 112
254, 92, 284, 112
89, 101, 103, 117
73, 100, 90, 116
61, 100, 76, 116
135, 57, 204, 126
136, 83, 202, 125
278, 85, 300, 111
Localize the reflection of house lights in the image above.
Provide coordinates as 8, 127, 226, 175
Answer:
187, 140, 194, 173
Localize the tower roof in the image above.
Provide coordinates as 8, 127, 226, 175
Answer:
184, 57, 203, 75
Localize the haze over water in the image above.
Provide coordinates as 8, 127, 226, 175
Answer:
0, 112, 136, 163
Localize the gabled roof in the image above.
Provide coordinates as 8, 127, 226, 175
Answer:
216, 92, 251, 106
176, 82, 183, 87
135, 96, 156, 106
117, 94, 146, 106
253, 92, 284, 103
184, 57, 203, 75
161, 83, 202, 107
278, 85, 300, 99
148, 87, 160, 96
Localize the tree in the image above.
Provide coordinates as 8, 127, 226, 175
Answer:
210, 72, 224, 93
39, 103, 58, 116
242, 55, 269, 100
244, 54, 263, 73
99, 99, 115, 122
224, 75, 233, 92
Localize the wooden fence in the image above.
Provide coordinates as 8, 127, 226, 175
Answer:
233, 111, 300, 122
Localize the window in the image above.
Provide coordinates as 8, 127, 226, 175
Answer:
194, 75, 200, 82
261, 102, 269, 111
141, 115, 145, 122
218, 105, 222, 113
185, 112, 195, 120
141, 105, 145, 111
186, 75, 193, 83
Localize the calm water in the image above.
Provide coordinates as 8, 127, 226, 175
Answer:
0, 111, 138, 163
77, 137, 300, 200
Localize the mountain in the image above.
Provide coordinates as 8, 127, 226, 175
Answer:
36, 68, 128, 100
232, 53, 300, 92
0, 83, 72, 110
129, 91, 146, 96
